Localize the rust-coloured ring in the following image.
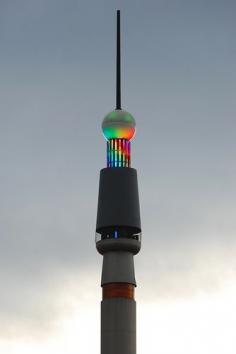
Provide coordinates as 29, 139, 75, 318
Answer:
103, 283, 134, 299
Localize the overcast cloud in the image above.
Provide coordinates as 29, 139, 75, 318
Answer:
0, 0, 235, 351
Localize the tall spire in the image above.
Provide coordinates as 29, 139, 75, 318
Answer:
116, 10, 121, 110
102, 10, 136, 168
96, 11, 141, 354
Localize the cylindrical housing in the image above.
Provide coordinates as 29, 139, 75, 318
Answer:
96, 167, 141, 235
101, 298, 136, 354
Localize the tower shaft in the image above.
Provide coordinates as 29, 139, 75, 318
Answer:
101, 252, 136, 354
96, 168, 141, 354
101, 295, 136, 354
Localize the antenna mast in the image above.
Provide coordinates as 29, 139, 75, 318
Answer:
116, 10, 121, 110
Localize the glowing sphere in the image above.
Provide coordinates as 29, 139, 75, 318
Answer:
102, 109, 136, 141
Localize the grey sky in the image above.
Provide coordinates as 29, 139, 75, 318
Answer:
0, 0, 235, 346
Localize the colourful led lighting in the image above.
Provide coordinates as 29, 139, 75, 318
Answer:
107, 138, 130, 168
102, 110, 136, 141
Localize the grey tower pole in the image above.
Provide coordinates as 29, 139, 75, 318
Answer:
95, 11, 142, 354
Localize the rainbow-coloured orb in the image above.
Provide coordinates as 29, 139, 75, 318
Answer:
102, 109, 136, 141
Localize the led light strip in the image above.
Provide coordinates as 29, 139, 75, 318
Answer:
107, 138, 130, 167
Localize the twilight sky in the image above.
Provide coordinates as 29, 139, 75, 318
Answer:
0, 0, 236, 353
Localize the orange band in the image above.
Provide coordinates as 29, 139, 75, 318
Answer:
103, 283, 134, 299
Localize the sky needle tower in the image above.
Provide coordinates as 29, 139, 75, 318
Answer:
96, 10, 142, 354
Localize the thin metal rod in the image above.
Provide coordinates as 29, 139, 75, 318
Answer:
116, 10, 121, 110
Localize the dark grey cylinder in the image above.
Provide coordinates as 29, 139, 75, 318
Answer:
101, 298, 136, 354
96, 168, 141, 234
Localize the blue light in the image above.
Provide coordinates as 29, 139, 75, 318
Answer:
114, 231, 118, 239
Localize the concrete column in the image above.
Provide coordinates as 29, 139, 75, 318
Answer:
101, 298, 136, 354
